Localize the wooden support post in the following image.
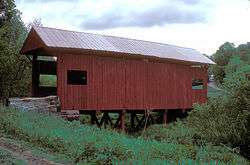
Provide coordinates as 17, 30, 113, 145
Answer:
131, 113, 135, 129
90, 111, 96, 124
163, 110, 168, 126
104, 112, 110, 129
113, 114, 120, 128
135, 114, 145, 130
106, 113, 113, 126
149, 114, 154, 124
120, 110, 126, 131
99, 113, 105, 126
32, 55, 39, 97
90, 111, 100, 127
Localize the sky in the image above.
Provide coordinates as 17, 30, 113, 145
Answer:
16, 0, 250, 55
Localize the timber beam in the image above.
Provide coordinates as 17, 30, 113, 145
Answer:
78, 109, 184, 131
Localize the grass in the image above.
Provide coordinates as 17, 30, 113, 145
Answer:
0, 148, 27, 165
0, 106, 248, 164
207, 86, 223, 98
192, 85, 203, 90
1, 136, 72, 164
39, 74, 57, 87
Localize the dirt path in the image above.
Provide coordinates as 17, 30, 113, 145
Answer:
0, 138, 64, 165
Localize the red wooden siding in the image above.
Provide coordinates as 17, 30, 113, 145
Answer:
57, 54, 208, 111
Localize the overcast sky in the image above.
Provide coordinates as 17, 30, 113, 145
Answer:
16, 0, 250, 55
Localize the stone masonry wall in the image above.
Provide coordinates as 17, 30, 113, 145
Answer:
9, 96, 60, 112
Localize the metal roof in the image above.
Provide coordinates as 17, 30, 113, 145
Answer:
32, 26, 214, 64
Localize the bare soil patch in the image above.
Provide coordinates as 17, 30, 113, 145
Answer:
0, 137, 64, 165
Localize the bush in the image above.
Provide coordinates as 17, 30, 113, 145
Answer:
143, 122, 204, 146
187, 56, 250, 159
187, 100, 248, 147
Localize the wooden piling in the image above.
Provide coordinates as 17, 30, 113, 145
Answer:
163, 110, 168, 126
120, 110, 126, 131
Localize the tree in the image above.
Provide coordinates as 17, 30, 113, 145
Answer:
0, 0, 30, 102
210, 42, 250, 84
210, 42, 235, 84
27, 18, 43, 30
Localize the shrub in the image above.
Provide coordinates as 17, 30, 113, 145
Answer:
187, 100, 248, 147
187, 56, 250, 159
143, 121, 204, 146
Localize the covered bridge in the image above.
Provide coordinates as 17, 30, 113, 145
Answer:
21, 26, 214, 129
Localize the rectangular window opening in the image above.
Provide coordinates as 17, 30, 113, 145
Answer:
192, 79, 204, 90
67, 70, 87, 85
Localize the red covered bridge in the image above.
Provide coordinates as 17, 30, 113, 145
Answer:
21, 26, 214, 130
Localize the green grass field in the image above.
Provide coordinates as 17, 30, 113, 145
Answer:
0, 106, 248, 165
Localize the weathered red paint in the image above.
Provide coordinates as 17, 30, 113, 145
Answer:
56, 53, 208, 111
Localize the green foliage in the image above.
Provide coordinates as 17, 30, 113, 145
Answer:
223, 56, 250, 92
211, 42, 250, 85
188, 55, 250, 158
0, 107, 247, 164
39, 75, 57, 87
207, 86, 223, 98
210, 42, 235, 84
143, 122, 203, 146
187, 100, 248, 147
144, 52, 250, 160
0, 0, 30, 99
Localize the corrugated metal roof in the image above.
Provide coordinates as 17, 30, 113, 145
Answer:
33, 26, 215, 64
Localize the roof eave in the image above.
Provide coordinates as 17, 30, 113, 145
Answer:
20, 27, 48, 55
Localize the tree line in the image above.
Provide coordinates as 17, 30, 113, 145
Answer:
0, 0, 30, 104
210, 42, 250, 85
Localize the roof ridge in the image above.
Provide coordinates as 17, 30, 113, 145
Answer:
35, 26, 196, 51
24, 26, 215, 64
